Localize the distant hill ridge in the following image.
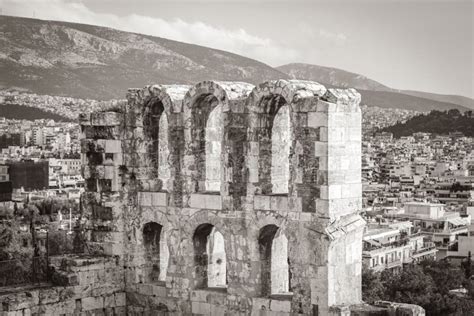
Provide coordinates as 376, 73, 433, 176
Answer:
380, 110, 474, 138
0, 15, 472, 113
0, 15, 288, 100
277, 63, 473, 112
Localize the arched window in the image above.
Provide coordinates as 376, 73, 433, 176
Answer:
189, 94, 222, 193
258, 225, 291, 296
143, 222, 168, 283
252, 94, 290, 195
205, 104, 223, 192
271, 105, 291, 194
193, 224, 227, 289
143, 98, 169, 191
158, 113, 170, 191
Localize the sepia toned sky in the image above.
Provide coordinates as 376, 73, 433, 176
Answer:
1, 0, 473, 98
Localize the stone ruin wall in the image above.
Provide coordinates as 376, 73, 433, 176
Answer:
0, 79, 425, 316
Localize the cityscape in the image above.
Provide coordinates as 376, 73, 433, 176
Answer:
0, 1, 473, 315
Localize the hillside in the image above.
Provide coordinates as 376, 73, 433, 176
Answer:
0, 15, 288, 100
380, 110, 474, 138
1, 15, 472, 113
277, 63, 472, 112
277, 63, 391, 91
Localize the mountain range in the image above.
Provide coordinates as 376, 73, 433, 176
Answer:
1, 15, 472, 112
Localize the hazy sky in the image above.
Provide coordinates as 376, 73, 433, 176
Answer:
1, 0, 473, 98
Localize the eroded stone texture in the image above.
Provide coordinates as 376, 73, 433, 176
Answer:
77, 79, 370, 315
0, 80, 425, 316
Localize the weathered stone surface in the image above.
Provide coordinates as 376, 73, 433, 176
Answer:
0, 80, 423, 316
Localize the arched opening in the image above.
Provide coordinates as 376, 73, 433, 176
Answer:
258, 225, 291, 296
254, 95, 290, 195
205, 104, 223, 192
143, 222, 168, 283
143, 97, 168, 191
271, 231, 290, 294
193, 224, 227, 289
271, 105, 291, 194
158, 113, 170, 191
190, 94, 222, 193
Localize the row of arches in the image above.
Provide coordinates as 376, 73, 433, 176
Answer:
142, 221, 292, 296
141, 84, 298, 195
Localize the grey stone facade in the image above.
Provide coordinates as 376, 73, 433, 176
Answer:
0, 80, 424, 316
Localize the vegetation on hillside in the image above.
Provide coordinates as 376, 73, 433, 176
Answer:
0, 103, 71, 121
380, 109, 474, 137
362, 259, 474, 315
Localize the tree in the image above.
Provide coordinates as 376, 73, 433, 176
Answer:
361, 266, 384, 303
383, 264, 435, 308
461, 251, 472, 280
362, 260, 474, 315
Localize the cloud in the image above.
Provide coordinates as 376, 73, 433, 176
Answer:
297, 22, 347, 46
1, 0, 300, 66
318, 29, 347, 44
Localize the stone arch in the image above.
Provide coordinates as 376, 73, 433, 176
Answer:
142, 221, 168, 283
247, 84, 291, 195
183, 81, 255, 195
141, 85, 175, 192
247, 80, 327, 196
258, 224, 291, 296
193, 223, 227, 289
271, 104, 291, 194
183, 82, 226, 193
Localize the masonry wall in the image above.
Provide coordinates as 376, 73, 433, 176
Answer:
75, 79, 368, 315
0, 256, 126, 315
0, 79, 424, 316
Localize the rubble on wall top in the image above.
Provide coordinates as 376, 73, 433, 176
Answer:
214, 81, 255, 100
161, 84, 193, 101
322, 88, 361, 107
119, 80, 362, 116
286, 79, 327, 98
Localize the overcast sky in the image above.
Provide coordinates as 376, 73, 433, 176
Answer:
1, 0, 473, 98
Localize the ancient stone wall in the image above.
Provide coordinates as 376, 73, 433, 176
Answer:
77, 79, 368, 315
0, 79, 425, 316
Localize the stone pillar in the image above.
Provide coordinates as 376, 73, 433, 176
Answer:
307, 88, 366, 315
79, 109, 126, 256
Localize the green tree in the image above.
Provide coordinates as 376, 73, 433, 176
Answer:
362, 260, 474, 315
362, 266, 385, 303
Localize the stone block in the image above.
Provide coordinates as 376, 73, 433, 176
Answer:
138, 192, 152, 206
151, 285, 167, 297
319, 127, 328, 142
190, 290, 208, 302
323, 184, 341, 199
210, 304, 227, 316
82, 296, 104, 311
151, 192, 168, 206
327, 127, 345, 143
105, 140, 122, 153
104, 166, 115, 179
314, 142, 327, 157
191, 301, 211, 315
189, 194, 222, 210
340, 184, 362, 199
205, 194, 222, 210
316, 100, 337, 112
254, 195, 271, 210
271, 196, 288, 211
308, 112, 328, 127
270, 299, 291, 312
189, 194, 206, 209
